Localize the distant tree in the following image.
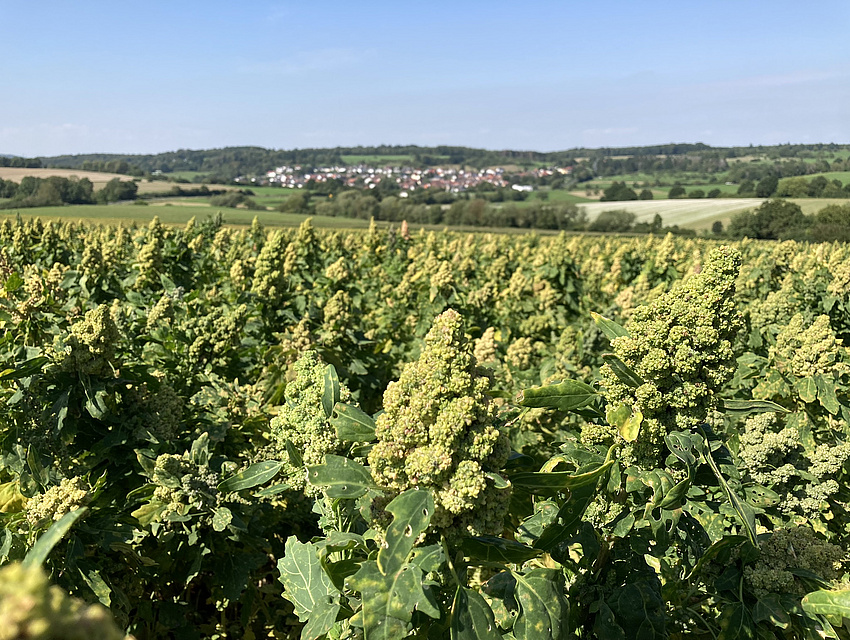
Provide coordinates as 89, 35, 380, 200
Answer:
650, 213, 663, 233
808, 175, 829, 197
728, 198, 807, 240
711, 220, 724, 235
688, 189, 705, 198
737, 180, 755, 196
707, 188, 721, 198
96, 178, 138, 203
668, 185, 686, 198
755, 175, 778, 198
600, 181, 638, 201
776, 176, 809, 198
638, 189, 654, 200
811, 203, 850, 242
588, 209, 635, 233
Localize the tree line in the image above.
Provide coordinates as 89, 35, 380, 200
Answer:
0, 176, 138, 209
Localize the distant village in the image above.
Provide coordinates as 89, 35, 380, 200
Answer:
237, 163, 574, 195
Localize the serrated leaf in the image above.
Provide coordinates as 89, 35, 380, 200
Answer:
591, 312, 630, 341
602, 354, 644, 388
307, 455, 375, 498
278, 537, 340, 640
801, 588, 850, 618
348, 560, 439, 640
460, 536, 542, 564
332, 402, 377, 442
815, 374, 841, 415
451, 587, 501, 640
718, 602, 755, 640
721, 398, 790, 416
517, 380, 598, 412
23, 508, 87, 567
322, 364, 341, 419
795, 377, 818, 404
513, 568, 569, 640
218, 460, 282, 493
378, 489, 434, 576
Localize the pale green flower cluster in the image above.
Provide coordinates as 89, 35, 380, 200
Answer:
124, 384, 183, 442
251, 230, 288, 304
322, 290, 351, 332
369, 309, 511, 538
59, 305, 120, 377
744, 526, 846, 597
25, 477, 89, 527
602, 246, 743, 465
146, 294, 174, 330
737, 413, 850, 518
186, 302, 248, 369
268, 351, 351, 493
0, 563, 126, 640
151, 453, 220, 519
773, 314, 847, 379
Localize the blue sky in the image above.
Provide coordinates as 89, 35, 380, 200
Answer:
2, 0, 848, 155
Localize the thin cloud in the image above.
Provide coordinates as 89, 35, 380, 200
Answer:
240, 48, 371, 75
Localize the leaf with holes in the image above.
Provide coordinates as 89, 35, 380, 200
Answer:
378, 489, 434, 576
801, 588, 850, 618
332, 402, 377, 442
451, 587, 502, 640
307, 455, 375, 498
278, 537, 341, 640
513, 568, 569, 640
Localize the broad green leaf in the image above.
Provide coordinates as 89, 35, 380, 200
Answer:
460, 536, 541, 564
0, 356, 49, 381
534, 481, 598, 551
322, 364, 341, 419
78, 565, 112, 607
410, 544, 445, 573
815, 374, 841, 415
131, 500, 167, 526
190, 432, 210, 467
212, 507, 232, 532
801, 588, 850, 617
664, 431, 701, 468
378, 489, 434, 576
23, 507, 88, 567
687, 535, 749, 580
285, 439, 303, 468
332, 402, 377, 442
593, 601, 626, 640
517, 380, 598, 412
511, 445, 616, 496
718, 602, 755, 640
278, 537, 340, 640
744, 484, 780, 508
721, 398, 790, 416
606, 403, 642, 442
451, 587, 501, 640
608, 581, 667, 640
795, 377, 818, 404
348, 560, 439, 640
0, 480, 26, 513
255, 483, 290, 497
752, 594, 790, 628
602, 354, 644, 388
307, 455, 375, 499
700, 431, 758, 547
218, 461, 282, 493
513, 568, 569, 640
591, 312, 630, 341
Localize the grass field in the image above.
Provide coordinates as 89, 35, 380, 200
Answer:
0, 167, 133, 184
577, 197, 850, 230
